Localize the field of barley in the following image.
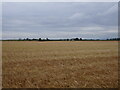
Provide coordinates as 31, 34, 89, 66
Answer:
2, 41, 118, 88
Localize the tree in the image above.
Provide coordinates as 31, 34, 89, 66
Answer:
67, 39, 69, 41
26, 38, 29, 41
80, 38, 82, 40
39, 38, 41, 41
46, 38, 49, 41
74, 38, 79, 41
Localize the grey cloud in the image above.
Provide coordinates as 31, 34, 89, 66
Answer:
2, 2, 118, 39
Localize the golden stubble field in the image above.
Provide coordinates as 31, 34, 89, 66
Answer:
2, 41, 118, 88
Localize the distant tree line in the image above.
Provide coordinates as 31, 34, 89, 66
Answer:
18, 38, 83, 41
2, 37, 120, 41
106, 38, 120, 41
16, 38, 120, 41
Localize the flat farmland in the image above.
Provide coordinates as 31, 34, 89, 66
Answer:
2, 41, 118, 88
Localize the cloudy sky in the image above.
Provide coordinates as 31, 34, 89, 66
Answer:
2, 2, 118, 39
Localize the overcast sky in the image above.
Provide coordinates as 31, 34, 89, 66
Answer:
2, 2, 118, 39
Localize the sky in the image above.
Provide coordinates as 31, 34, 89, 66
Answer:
2, 2, 118, 39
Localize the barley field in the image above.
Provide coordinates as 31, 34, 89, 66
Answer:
2, 41, 118, 88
